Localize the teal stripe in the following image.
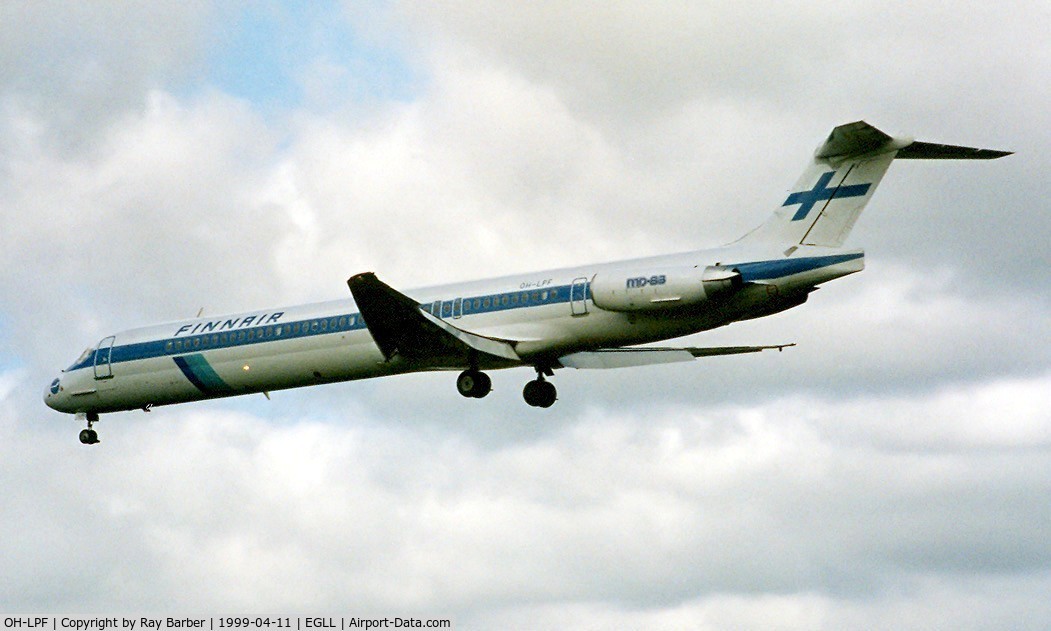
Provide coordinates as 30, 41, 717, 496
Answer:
176, 353, 235, 394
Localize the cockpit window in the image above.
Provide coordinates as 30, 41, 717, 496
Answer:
68, 347, 94, 371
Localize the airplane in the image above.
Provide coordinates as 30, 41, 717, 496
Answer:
44, 121, 1010, 444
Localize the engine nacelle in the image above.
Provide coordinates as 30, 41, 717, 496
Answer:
590, 265, 742, 312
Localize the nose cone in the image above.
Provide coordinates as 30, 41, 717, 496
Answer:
44, 377, 68, 412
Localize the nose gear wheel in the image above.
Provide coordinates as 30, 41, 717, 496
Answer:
78, 412, 100, 445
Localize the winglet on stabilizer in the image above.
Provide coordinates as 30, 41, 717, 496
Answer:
813, 120, 912, 162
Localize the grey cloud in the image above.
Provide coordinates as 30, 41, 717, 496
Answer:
386, 2, 1050, 299
0, 2, 216, 157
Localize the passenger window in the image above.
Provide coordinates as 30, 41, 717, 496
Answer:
211, 335, 218, 345
175, 340, 183, 351
165, 341, 173, 351
193, 338, 200, 349
501, 295, 509, 306
339, 316, 346, 328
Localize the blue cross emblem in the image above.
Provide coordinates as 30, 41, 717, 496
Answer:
783, 171, 872, 221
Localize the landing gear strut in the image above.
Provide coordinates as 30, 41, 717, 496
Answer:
78, 412, 100, 445
523, 372, 557, 408
456, 369, 492, 399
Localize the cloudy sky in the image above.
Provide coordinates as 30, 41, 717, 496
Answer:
2, 1, 1050, 627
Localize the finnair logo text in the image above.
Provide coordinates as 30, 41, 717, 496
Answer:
174, 312, 285, 337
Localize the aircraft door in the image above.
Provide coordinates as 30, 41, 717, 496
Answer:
570, 277, 590, 316
93, 336, 116, 380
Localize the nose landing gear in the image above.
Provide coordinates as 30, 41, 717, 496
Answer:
78, 412, 100, 445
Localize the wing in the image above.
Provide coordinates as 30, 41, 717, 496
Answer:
347, 272, 521, 368
557, 344, 794, 369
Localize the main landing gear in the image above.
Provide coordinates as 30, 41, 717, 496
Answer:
457, 369, 492, 399
523, 373, 557, 408
78, 412, 100, 445
457, 368, 557, 408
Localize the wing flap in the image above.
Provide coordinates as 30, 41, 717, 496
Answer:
558, 344, 794, 369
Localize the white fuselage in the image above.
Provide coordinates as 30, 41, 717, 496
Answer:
44, 243, 863, 415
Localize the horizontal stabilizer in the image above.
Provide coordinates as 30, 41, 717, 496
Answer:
895, 141, 1012, 160
347, 273, 520, 365
558, 344, 794, 369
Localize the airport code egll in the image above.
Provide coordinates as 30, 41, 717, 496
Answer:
3, 619, 452, 630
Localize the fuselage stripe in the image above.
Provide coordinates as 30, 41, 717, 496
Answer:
734, 253, 862, 282
173, 354, 234, 395
66, 283, 580, 372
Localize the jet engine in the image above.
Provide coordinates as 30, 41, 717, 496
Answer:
590, 265, 742, 312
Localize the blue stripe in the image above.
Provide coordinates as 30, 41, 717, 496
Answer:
67, 283, 577, 372
733, 253, 863, 282
173, 354, 235, 395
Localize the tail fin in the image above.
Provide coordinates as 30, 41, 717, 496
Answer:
737, 121, 1011, 248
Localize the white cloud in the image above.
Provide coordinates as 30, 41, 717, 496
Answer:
2, 1, 1049, 625
4, 372, 1050, 624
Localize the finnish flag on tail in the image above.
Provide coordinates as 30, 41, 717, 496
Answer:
739, 121, 1010, 248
